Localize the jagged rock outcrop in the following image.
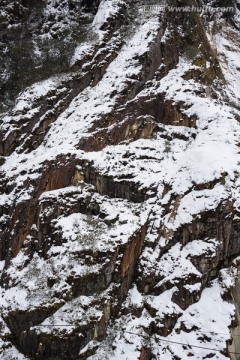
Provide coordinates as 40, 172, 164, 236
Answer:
0, 0, 240, 359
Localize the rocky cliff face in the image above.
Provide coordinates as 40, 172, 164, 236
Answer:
0, 0, 240, 359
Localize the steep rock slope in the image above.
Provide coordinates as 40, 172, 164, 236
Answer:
0, 0, 240, 359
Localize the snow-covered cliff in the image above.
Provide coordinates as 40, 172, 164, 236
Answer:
0, 0, 240, 359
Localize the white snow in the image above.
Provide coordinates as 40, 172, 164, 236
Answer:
0, 3, 239, 359
92, 0, 124, 32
